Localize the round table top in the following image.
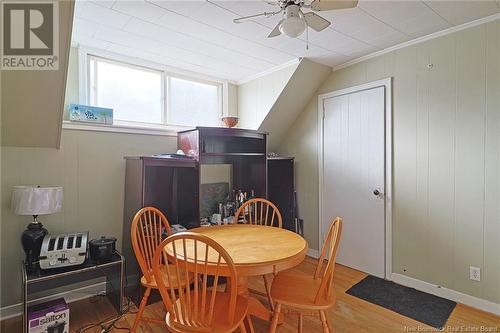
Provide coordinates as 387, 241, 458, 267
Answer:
189, 224, 308, 276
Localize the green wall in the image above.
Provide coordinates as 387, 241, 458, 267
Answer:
0, 130, 177, 308
279, 20, 500, 304
238, 63, 297, 130
63, 47, 79, 117
1, 0, 73, 148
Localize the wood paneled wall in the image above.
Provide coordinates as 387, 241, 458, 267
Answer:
0, 130, 177, 308
278, 20, 500, 304
238, 63, 297, 130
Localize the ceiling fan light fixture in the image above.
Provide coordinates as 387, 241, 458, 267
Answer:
279, 16, 306, 37
234, 0, 357, 40
279, 4, 306, 38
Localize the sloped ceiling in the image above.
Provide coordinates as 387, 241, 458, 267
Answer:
259, 58, 331, 150
1, 0, 74, 148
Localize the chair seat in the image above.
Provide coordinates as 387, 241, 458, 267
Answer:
270, 270, 335, 309
165, 292, 248, 333
141, 265, 194, 289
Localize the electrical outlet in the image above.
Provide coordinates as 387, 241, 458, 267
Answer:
470, 266, 481, 281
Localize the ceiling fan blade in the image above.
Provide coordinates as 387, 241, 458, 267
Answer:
233, 10, 281, 24
310, 0, 358, 11
304, 12, 331, 32
268, 19, 284, 38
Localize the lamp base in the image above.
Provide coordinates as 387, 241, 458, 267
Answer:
21, 222, 48, 272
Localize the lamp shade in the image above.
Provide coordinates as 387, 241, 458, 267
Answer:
11, 186, 63, 216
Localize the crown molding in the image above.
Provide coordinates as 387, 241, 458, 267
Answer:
236, 58, 301, 85
333, 13, 500, 72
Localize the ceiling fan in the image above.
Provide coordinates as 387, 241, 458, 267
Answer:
233, 0, 358, 39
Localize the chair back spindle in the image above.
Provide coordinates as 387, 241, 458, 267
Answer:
152, 232, 239, 332
234, 198, 282, 228
313, 217, 343, 304
131, 207, 172, 284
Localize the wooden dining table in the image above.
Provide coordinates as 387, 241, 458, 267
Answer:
166, 224, 308, 322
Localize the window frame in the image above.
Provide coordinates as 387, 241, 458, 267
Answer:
76, 46, 225, 134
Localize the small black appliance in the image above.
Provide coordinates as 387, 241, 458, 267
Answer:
89, 236, 117, 262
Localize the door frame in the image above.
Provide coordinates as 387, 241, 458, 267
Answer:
317, 77, 393, 279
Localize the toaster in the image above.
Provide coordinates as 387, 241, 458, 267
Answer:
39, 232, 88, 269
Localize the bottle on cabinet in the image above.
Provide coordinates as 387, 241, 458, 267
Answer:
213, 188, 255, 225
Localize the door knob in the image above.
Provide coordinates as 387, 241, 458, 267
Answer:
373, 189, 381, 196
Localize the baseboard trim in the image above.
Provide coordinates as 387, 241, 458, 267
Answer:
307, 249, 320, 259
391, 273, 500, 316
0, 282, 106, 321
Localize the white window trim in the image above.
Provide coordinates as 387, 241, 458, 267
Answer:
74, 46, 226, 134
62, 120, 182, 137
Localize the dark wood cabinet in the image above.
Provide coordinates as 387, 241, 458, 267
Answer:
122, 156, 199, 303
123, 127, 269, 304
268, 157, 295, 232
178, 127, 268, 199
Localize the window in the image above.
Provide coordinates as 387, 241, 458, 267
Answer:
89, 56, 164, 124
84, 51, 222, 129
168, 76, 220, 127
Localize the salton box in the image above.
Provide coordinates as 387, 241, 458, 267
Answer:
28, 298, 69, 333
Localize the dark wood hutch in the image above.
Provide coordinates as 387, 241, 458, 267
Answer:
123, 127, 268, 303
122, 156, 199, 303
177, 127, 268, 199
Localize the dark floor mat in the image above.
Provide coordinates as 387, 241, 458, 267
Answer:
346, 275, 456, 329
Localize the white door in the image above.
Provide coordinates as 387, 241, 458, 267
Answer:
322, 86, 386, 278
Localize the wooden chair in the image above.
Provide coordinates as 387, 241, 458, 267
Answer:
130, 207, 193, 333
233, 198, 283, 311
269, 217, 343, 333
234, 198, 282, 228
152, 232, 251, 333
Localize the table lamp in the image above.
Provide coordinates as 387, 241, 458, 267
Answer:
11, 186, 63, 271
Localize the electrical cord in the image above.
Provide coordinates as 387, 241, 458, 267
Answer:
76, 256, 134, 333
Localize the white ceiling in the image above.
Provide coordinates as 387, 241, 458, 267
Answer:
72, 0, 500, 82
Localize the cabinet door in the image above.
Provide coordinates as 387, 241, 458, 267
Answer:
268, 159, 294, 231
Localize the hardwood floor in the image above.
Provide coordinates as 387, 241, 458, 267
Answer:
2, 257, 499, 332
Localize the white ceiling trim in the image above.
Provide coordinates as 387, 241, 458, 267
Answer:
332, 12, 500, 72
236, 58, 301, 85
